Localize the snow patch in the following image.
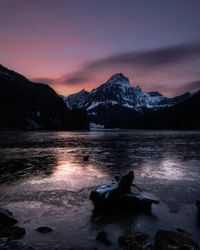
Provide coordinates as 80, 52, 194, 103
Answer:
87, 100, 118, 110
87, 101, 102, 110
90, 123, 104, 130
96, 183, 119, 198
122, 103, 137, 110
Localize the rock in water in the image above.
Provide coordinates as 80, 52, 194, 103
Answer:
36, 227, 53, 233
96, 231, 112, 246
118, 231, 150, 249
4, 240, 35, 250
90, 171, 159, 211
0, 225, 26, 240
176, 228, 192, 236
0, 208, 18, 225
154, 230, 199, 250
83, 155, 89, 161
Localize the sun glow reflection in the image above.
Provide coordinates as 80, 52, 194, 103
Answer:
160, 160, 184, 180
51, 160, 108, 190
139, 159, 194, 181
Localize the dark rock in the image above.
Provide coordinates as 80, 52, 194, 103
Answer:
36, 226, 53, 233
0, 225, 26, 240
0, 208, 18, 225
176, 228, 192, 236
114, 175, 120, 182
196, 200, 200, 222
90, 171, 159, 211
4, 240, 35, 250
91, 210, 102, 223
118, 231, 150, 249
176, 228, 186, 234
0, 237, 9, 248
96, 231, 112, 246
154, 230, 199, 250
83, 155, 89, 161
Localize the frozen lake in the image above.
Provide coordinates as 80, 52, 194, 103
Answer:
0, 130, 200, 249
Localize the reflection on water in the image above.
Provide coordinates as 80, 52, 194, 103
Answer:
0, 130, 200, 248
0, 130, 200, 187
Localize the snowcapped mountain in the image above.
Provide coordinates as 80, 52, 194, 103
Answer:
64, 73, 190, 113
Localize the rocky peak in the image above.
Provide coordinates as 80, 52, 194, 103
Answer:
105, 73, 130, 88
134, 86, 142, 93
79, 89, 87, 93
63, 73, 191, 113
75, 88, 89, 97
148, 91, 163, 97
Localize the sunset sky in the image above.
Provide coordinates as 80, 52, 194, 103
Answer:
1, 0, 200, 97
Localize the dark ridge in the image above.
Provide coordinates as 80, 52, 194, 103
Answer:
0, 64, 89, 130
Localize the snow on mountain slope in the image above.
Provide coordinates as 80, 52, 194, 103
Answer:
63, 73, 189, 112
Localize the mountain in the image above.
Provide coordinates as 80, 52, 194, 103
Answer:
65, 73, 190, 112
63, 73, 198, 129
139, 90, 200, 130
0, 65, 89, 130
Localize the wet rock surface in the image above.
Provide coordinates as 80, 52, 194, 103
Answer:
118, 231, 151, 250
0, 239, 34, 250
154, 230, 199, 250
176, 228, 192, 236
0, 207, 33, 249
0, 225, 26, 240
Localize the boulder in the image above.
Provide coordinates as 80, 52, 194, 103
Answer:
154, 230, 199, 250
90, 171, 159, 211
0, 225, 26, 240
3, 240, 34, 250
176, 228, 192, 236
118, 231, 151, 250
0, 208, 17, 225
0, 237, 9, 248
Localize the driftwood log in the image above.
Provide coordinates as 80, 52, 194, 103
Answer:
90, 171, 159, 212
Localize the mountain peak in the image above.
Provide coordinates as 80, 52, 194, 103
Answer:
79, 88, 87, 93
105, 73, 130, 87
65, 72, 194, 114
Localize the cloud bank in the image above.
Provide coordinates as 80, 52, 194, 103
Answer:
30, 42, 200, 97
64, 42, 200, 85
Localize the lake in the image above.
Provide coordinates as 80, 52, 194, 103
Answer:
0, 130, 200, 249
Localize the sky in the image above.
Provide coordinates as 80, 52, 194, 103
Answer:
0, 0, 200, 97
